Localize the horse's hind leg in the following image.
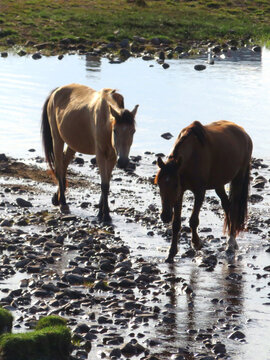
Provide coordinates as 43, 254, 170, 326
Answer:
215, 186, 238, 252
52, 146, 75, 208
225, 169, 249, 254
51, 137, 69, 213
52, 147, 75, 213
190, 189, 205, 250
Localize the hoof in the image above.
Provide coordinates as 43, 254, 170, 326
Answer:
102, 214, 112, 224
165, 256, 174, 264
97, 212, 112, 224
52, 193, 59, 206
191, 240, 203, 251
225, 245, 236, 256
60, 204, 70, 214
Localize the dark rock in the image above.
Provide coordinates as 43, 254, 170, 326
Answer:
162, 63, 170, 69
252, 45, 261, 53
74, 323, 90, 334
151, 38, 161, 46
74, 157, 85, 165
120, 48, 131, 59
213, 342, 226, 354
32, 52, 42, 60
0, 219, 12, 227
228, 330, 245, 340
118, 278, 135, 288
0, 154, 8, 161
65, 274, 84, 285
110, 348, 122, 358
194, 64, 206, 71
16, 198, 33, 207
90, 157, 97, 165
17, 50, 27, 56
142, 55, 154, 61
119, 39, 130, 48
249, 194, 263, 203
1, 52, 8, 58
161, 132, 173, 140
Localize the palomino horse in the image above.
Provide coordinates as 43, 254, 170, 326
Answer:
41, 83, 138, 222
155, 120, 253, 263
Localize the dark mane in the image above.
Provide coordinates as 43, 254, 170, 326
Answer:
112, 92, 124, 109
172, 121, 206, 157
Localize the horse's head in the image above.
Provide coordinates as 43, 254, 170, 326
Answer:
155, 156, 180, 223
110, 105, 138, 169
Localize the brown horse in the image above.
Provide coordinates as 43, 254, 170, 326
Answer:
155, 120, 253, 263
41, 83, 138, 222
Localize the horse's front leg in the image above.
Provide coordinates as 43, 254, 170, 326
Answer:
190, 189, 205, 250
166, 193, 183, 263
98, 183, 111, 223
97, 151, 117, 223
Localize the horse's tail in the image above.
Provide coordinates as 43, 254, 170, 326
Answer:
41, 88, 58, 175
224, 163, 251, 235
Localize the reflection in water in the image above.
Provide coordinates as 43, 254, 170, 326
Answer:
211, 47, 262, 63
153, 257, 246, 359
85, 54, 101, 73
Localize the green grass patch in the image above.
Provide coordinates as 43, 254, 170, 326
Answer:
0, 0, 270, 47
0, 315, 71, 360
0, 308, 13, 335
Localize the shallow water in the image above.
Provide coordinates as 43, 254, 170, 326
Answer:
1, 49, 270, 359
0, 48, 270, 159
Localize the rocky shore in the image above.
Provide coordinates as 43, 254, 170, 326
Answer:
0, 153, 269, 359
0, 37, 262, 71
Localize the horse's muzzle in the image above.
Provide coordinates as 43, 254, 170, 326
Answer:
161, 210, 172, 223
117, 157, 129, 169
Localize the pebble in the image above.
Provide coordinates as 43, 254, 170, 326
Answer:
194, 64, 206, 71
16, 198, 33, 207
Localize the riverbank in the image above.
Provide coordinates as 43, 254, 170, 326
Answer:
0, 0, 270, 58
0, 153, 269, 359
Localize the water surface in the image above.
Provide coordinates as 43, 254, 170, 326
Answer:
0, 48, 269, 159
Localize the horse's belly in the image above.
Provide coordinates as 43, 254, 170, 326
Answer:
58, 114, 96, 155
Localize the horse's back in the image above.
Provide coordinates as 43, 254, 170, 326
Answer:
48, 84, 99, 155
206, 120, 252, 158
204, 121, 252, 186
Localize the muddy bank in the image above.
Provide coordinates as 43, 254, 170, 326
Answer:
0, 153, 270, 359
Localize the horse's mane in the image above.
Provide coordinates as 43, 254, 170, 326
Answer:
102, 88, 125, 109
102, 89, 136, 126
172, 121, 206, 157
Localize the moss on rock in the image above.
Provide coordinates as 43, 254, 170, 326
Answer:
0, 308, 13, 335
0, 316, 71, 360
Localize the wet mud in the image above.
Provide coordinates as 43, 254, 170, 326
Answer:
0, 154, 269, 360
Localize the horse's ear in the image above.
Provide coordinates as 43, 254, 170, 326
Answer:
110, 106, 121, 122
157, 156, 165, 169
131, 104, 139, 117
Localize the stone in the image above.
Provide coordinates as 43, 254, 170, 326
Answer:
16, 198, 33, 207
32, 52, 42, 60
228, 330, 245, 340
194, 64, 206, 71
161, 132, 173, 140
